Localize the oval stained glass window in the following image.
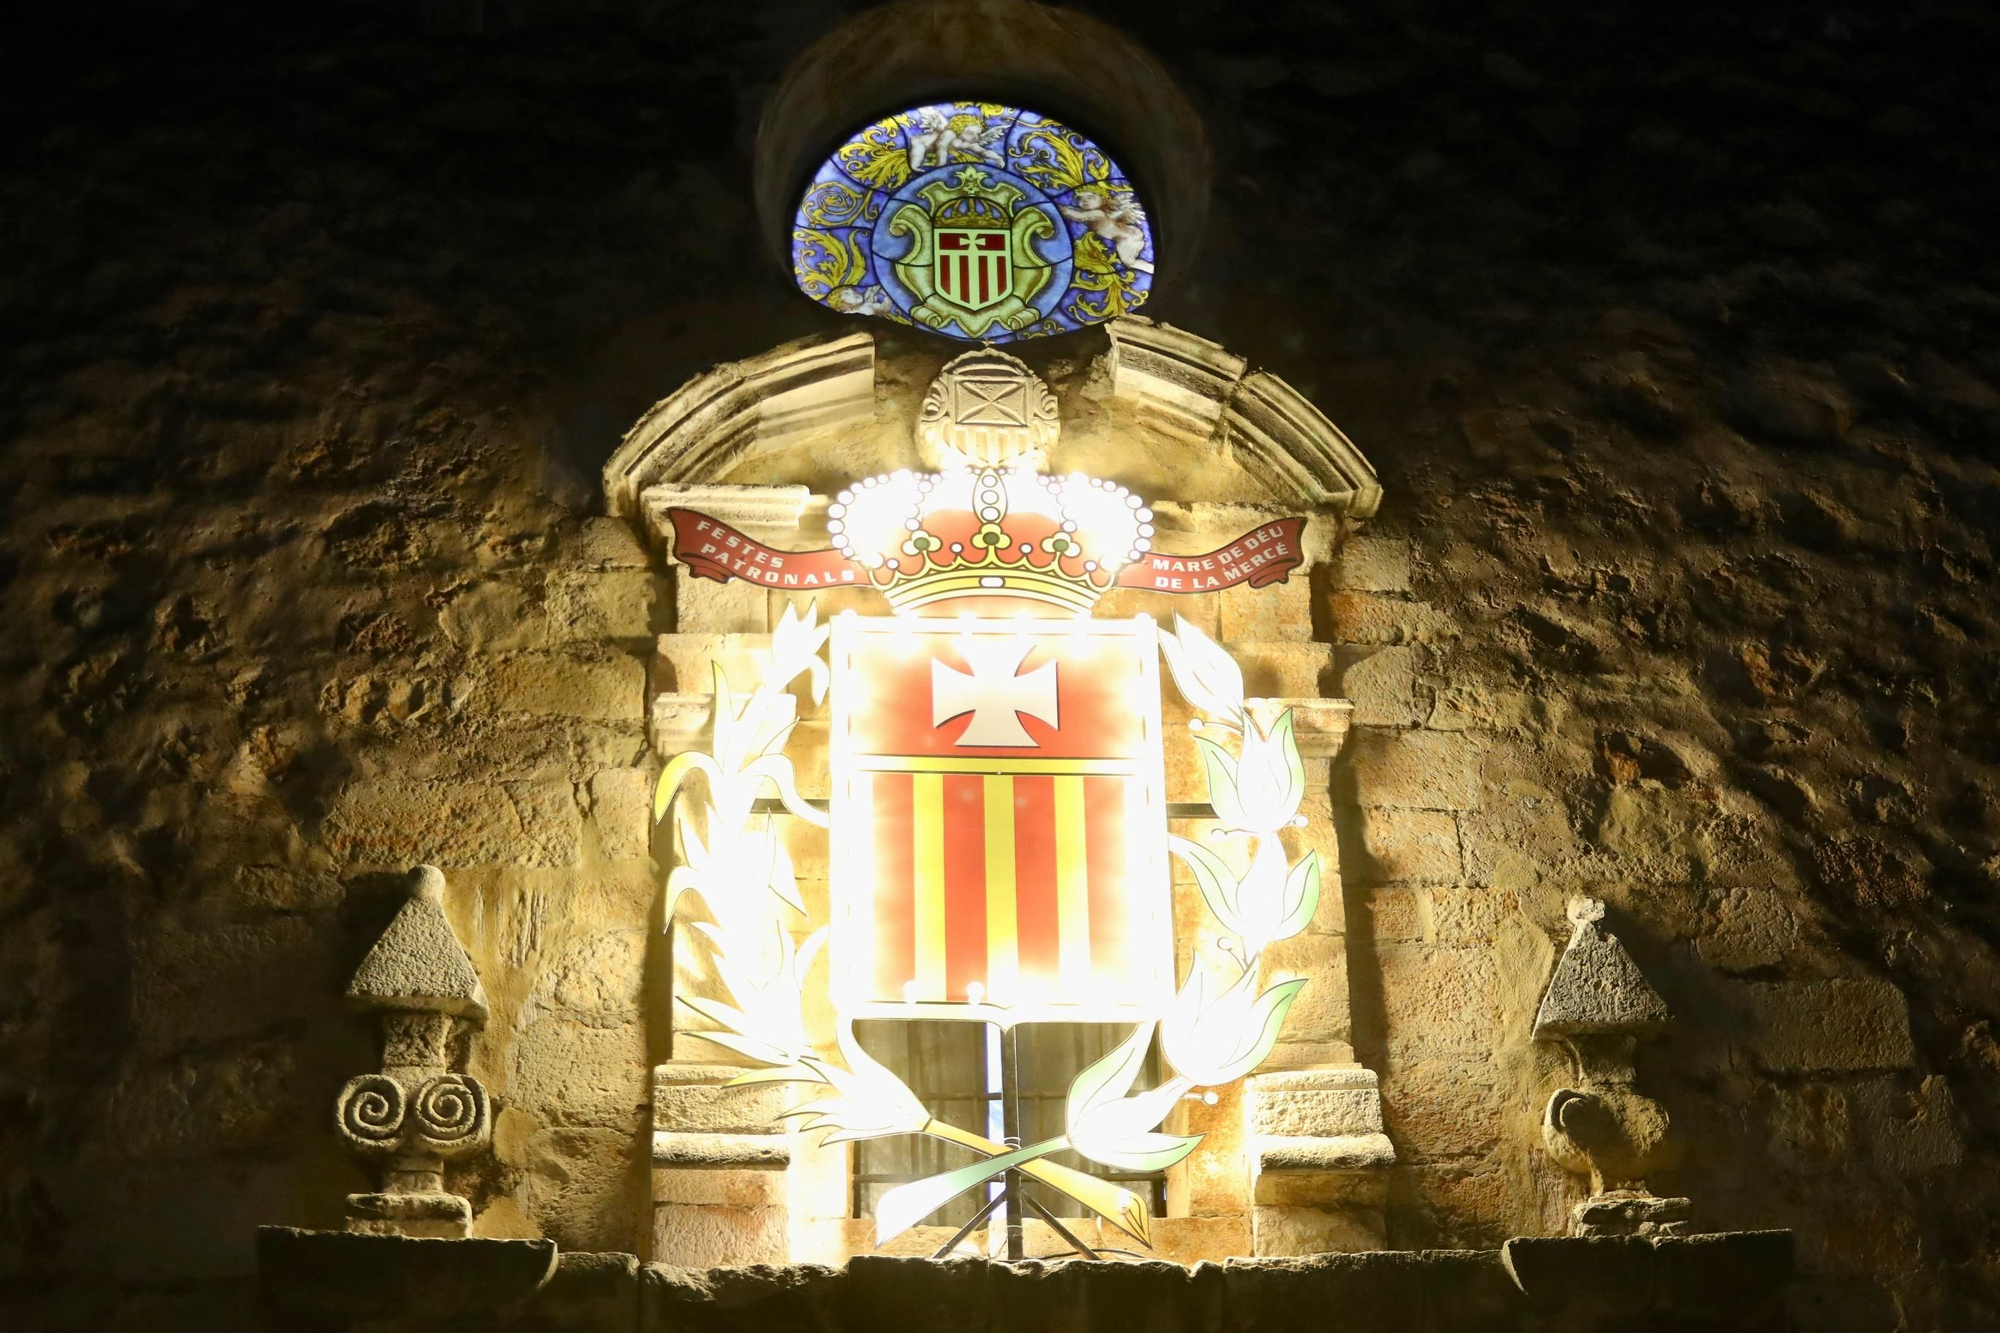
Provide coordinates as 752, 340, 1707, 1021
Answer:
792, 103, 1155, 343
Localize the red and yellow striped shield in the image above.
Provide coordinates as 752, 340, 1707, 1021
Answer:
829, 614, 1173, 1026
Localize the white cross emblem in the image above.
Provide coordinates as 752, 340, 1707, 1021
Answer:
931, 639, 1059, 747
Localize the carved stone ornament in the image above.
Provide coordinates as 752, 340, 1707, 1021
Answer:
336, 865, 494, 1238
914, 346, 1060, 466
1532, 896, 1690, 1238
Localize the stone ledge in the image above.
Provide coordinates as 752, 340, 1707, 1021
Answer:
1253, 1133, 1397, 1173
1246, 696, 1352, 758
257, 1227, 557, 1322
258, 1233, 1795, 1333
652, 1131, 791, 1170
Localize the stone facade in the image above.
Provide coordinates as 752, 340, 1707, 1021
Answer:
4, 1, 1995, 1329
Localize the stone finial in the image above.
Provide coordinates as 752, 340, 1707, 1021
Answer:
335, 865, 494, 1239
348, 865, 489, 1021
1532, 895, 1669, 1041
1533, 896, 1689, 1238
916, 348, 1060, 465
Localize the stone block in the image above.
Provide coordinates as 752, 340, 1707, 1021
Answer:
324, 778, 581, 868
590, 767, 655, 864
575, 517, 652, 570
1734, 977, 1915, 1073
1251, 1202, 1386, 1254
1150, 1214, 1251, 1265
1334, 532, 1411, 593
1377, 944, 1500, 1057
1334, 645, 1421, 727
652, 1203, 787, 1267
653, 1066, 801, 1132
534, 930, 646, 1027
131, 918, 333, 1052
1697, 886, 1806, 973
551, 570, 661, 643
1266, 1039, 1357, 1069
1366, 888, 1426, 943
1245, 1069, 1385, 1138
1179, 1079, 1249, 1216
655, 632, 771, 694
1261, 938, 1349, 1047
1459, 775, 1582, 883
640, 1258, 848, 1333
1380, 1056, 1503, 1159
1219, 1251, 1425, 1331
1335, 807, 1461, 886
512, 1019, 648, 1132
1588, 783, 1710, 881
674, 572, 769, 634
842, 1255, 997, 1332
1852, 1074, 1963, 1175
1324, 591, 1454, 646
1228, 640, 1333, 697
1334, 729, 1482, 811
440, 579, 548, 651
489, 651, 647, 720
527, 1127, 649, 1254
1219, 574, 1314, 642
257, 1227, 558, 1323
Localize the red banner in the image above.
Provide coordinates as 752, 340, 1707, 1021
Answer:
1112, 517, 1307, 592
664, 508, 871, 589
664, 508, 1307, 596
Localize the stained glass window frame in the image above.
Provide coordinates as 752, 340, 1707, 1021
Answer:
792, 101, 1156, 344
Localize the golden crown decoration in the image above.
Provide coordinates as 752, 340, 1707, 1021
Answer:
828, 463, 1151, 615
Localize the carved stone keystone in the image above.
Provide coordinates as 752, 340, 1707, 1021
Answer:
1533, 897, 1689, 1238
337, 865, 493, 1238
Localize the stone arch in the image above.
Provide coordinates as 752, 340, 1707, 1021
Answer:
602, 321, 1381, 527
752, 0, 1214, 283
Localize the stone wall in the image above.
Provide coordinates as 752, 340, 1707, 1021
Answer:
4, 1, 1999, 1329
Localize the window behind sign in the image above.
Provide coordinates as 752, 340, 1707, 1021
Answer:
851, 1020, 1170, 1229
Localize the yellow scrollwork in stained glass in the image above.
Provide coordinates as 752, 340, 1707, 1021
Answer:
800, 177, 880, 229
1065, 231, 1145, 323
1012, 123, 1111, 193
791, 227, 869, 300
837, 116, 916, 192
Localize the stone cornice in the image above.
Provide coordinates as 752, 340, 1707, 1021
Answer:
604, 332, 875, 518
1107, 319, 1383, 517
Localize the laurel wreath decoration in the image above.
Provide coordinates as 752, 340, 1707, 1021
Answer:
655, 602, 1317, 1249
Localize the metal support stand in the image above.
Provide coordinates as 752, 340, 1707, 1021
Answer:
924, 1024, 1101, 1263
1000, 1024, 1025, 1261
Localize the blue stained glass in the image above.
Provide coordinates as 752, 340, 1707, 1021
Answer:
792, 103, 1155, 343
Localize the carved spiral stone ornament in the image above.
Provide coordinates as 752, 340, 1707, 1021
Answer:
411, 1073, 490, 1152
337, 1074, 406, 1151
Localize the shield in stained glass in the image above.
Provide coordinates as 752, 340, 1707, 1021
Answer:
791, 103, 1155, 344
936, 228, 1010, 311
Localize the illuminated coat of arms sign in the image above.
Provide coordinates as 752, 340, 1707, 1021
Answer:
830, 614, 1171, 1026
655, 351, 1322, 1249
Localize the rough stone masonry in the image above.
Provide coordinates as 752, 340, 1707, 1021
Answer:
2, 2, 1997, 1330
